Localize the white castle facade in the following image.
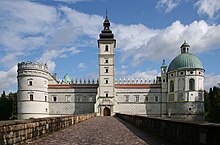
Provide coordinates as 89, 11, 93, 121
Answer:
17, 16, 205, 120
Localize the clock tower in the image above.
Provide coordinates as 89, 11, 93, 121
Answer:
95, 14, 116, 116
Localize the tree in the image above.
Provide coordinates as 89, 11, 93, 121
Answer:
205, 87, 220, 123
0, 91, 17, 120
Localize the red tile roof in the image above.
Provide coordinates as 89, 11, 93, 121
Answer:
48, 84, 98, 89
115, 84, 161, 89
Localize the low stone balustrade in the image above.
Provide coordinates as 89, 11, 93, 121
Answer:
0, 113, 96, 145
116, 113, 220, 145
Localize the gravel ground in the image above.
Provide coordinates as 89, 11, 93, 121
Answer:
29, 117, 169, 145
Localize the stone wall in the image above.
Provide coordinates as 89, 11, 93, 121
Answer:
116, 113, 220, 145
0, 113, 96, 145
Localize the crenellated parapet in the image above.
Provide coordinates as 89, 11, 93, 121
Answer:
17, 62, 49, 79
59, 78, 99, 85
115, 78, 159, 84
18, 61, 48, 71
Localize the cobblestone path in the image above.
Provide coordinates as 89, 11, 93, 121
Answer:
29, 117, 169, 145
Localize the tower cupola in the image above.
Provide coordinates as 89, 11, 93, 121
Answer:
99, 11, 114, 39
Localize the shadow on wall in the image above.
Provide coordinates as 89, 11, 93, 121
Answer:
114, 117, 171, 145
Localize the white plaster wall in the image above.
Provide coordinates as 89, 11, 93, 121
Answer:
100, 56, 114, 64
118, 104, 146, 114
18, 77, 48, 92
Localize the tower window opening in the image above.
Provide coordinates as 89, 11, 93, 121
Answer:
105, 45, 109, 51
30, 94, 33, 101
189, 79, 195, 91
105, 79, 109, 84
105, 68, 109, 73
45, 96, 47, 102
105, 59, 108, 63
106, 93, 108, 97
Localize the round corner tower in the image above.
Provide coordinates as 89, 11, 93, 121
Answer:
17, 62, 49, 119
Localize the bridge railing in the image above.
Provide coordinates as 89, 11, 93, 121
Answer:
0, 113, 96, 145
116, 113, 220, 145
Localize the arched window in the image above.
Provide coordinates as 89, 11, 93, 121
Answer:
189, 78, 195, 91
105, 45, 109, 51
170, 80, 174, 92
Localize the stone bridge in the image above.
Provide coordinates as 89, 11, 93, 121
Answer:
0, 113, 220, 145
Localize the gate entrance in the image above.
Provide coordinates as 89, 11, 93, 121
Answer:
103, 107, 111, 116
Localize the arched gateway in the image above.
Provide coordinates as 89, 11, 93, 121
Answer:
103, 107, 111, 116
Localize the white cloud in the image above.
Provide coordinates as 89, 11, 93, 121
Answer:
77, 63, 86, 71
205, 73, 220, 90
52, 0, 92, 3
116, 70, 127, 79
195, 0, 220, 19
0, 1, 102, 70
37, 47, 81, 72
114, 20, 220, 66
128, 69, 160, 81
0, 65, 17, 93
121, 65, 128, 69
156, 0, 181, 13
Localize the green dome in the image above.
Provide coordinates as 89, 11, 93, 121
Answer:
63, 74, 71, 83
168, 53, 203, 72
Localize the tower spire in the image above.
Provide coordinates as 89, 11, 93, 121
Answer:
99, 10, 114, 39
106, 9, 108, 19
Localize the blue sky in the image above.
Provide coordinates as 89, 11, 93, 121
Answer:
0, 0, 220, 93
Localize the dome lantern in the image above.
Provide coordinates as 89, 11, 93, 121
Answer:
180, 41, 190, 53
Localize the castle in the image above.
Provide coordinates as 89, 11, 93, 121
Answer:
17, 16, 205, 120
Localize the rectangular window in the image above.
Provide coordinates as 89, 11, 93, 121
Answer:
77, 96, 82, 102
125, 95, 129, 102
135, 95, 139, 102
155, 96, 159, 102
45, 96, 47, 102
169, 94, 174, 102
105, 78, 109, 84
66, 95, 71, 102
145, 95, 148, 102
28, 81, 33, 86
30, 94, 33, 101
89, 97, 93, 102
104, 91, 109, 97
53, 96, 57, 102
